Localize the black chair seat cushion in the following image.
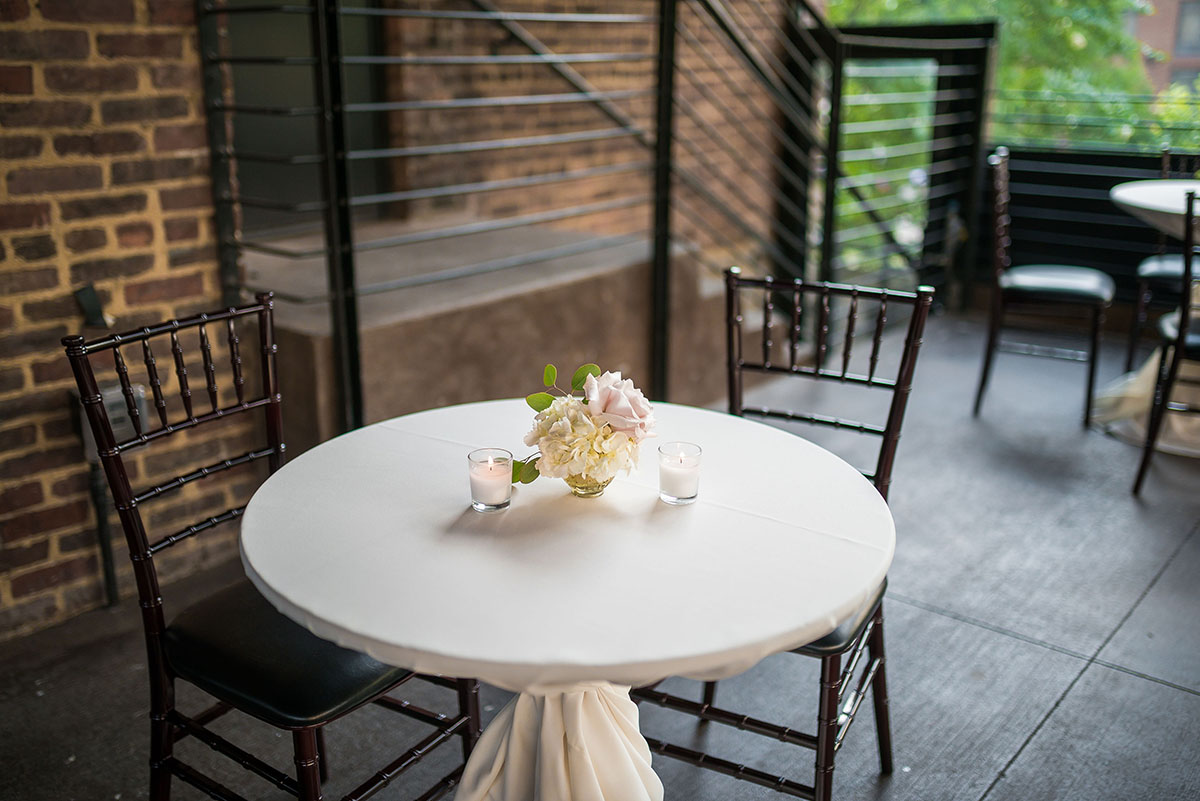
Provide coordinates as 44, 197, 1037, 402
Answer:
999, 265, 1115, 305
793, 580, 886, 658
1159, 313, 1200, 360
164, 580, 411, 728
1137, 253, 1186, 285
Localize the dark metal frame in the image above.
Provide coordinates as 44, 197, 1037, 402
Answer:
632, 267, 933, 800
62, 295, 479, 801
1134, 190, 1198, 494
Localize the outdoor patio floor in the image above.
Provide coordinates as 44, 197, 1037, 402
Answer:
2, 313, 1199, 800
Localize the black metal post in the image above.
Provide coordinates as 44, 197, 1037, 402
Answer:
88, 463, 119, 606
651, 0, 678, 401
196, 2, 242, 307
819, 40, 844, 284
313, 0, 364, 432
959, 29, 997, 310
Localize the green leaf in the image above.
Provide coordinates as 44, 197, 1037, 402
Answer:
519, 457, 540, 484
511, 459, 525, 484
571, 363, 602, 391
542, 364, 557, 387
526, 392, 554, 411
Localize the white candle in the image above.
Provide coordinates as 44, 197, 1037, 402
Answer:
468, 448, 512, 512
658, 442, 701, 505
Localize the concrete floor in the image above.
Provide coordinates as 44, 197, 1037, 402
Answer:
3, 314, 1199, 801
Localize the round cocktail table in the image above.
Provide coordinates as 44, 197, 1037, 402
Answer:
241, 399, 894, 800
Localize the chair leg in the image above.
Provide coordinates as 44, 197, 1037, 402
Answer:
149, 680, 174, 801
1134, 347, 1175, 494
973, 299, 1003, 417
1084, 305, 1104, 428
1125, 279, 1150, 373
815, 654, 842, 801
457, 678, 481, 759
867, 606, 893, 775
702, 680, 717, 709
293, 729, 324, 801
315, 727, 329, 784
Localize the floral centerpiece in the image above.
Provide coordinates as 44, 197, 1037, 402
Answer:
513, 363, 655, 497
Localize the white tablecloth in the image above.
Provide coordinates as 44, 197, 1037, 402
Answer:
241, 400, 895, 800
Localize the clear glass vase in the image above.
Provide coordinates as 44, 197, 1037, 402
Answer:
564, 473, 613, 498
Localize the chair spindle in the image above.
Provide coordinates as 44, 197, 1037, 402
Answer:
868, 297, 887, 384
112, 345, 144, 437
816, 286, 831, 368
762, 277, 774, 369
841, 290, 858, 379
170, 329, 194, 420
790, 284, 803, 371
227, 317, 245, 404
143, 338, 169, 427
199, 324, 220, 412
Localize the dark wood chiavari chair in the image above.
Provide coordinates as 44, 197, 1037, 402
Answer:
973, 146, 1115, 427
1134, 190, 1200, 494
1125, 145, 1200, 372
62, 293, 479, 801
632, 267, 934, 801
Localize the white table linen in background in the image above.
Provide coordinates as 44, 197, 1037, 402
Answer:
240, 400, 895, 801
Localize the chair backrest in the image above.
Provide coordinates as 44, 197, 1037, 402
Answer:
725, 267, 934, 502
1155, 145, 1199, 256
988, 145, 1012, 284
61, 293, 283, 629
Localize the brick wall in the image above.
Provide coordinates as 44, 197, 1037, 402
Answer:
0, 0, 250, 641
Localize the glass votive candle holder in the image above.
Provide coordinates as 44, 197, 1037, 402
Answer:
467, 448, 513, 513
658, 442, 701, 505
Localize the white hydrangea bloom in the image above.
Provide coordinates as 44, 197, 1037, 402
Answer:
524, 396, 640, 482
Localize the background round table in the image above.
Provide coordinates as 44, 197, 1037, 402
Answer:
1110, 179, 1200, 240
241, 399, 895, 801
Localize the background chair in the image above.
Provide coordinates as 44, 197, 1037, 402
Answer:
973, 146, 1115, 427
1125, 145, 1200, 372
1134, 191, 1199, 494
63, 293, 479, 801
633, 268, 934, 801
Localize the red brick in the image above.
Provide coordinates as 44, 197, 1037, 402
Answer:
0, 482, 43, 513
7, 165, 103, 196
111, 156, 204, 186
149, 64, 200, 90
168, 244, 213, 268
51, 471, 89, 497
0, 424, 36, 451
0, 326, 69, 358
96, 33, 182, 59
0, 201, 49, 230
3, 500, 91, 545
163, 217, 198, 242
32, 358, 73, 384
40, 0, 134, 23
0, 366, 22, 392
0, 0, 31, 21
0, 100, 91, 128
0, 596, 59, 633
59, 192, 146, 221
42, 416, 77, 442
1, 540, 50, 572
0, 390, 70, 426
148, 0, 193, 24
159, 184, 210, 211
148, 489, 226, 530
70, 254, 154, 283
0, 267, 59, 293
116, 221, 154, 247
64, 228, 107, 253
100, 96, 188, 125
11, 233, 56, 261
0, 65, 33, 94
0, 305, 12, 331
0, 30, 89, 60
125, 273, 204, 305
154, 123, 206, 152
54, 131, 145, 157
11, 554, 98, 597
0, 135, 42, 159
44, 65, 138, 94
22, 294, 79, 322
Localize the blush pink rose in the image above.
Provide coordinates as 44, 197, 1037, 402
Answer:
584, 371, 656, 441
